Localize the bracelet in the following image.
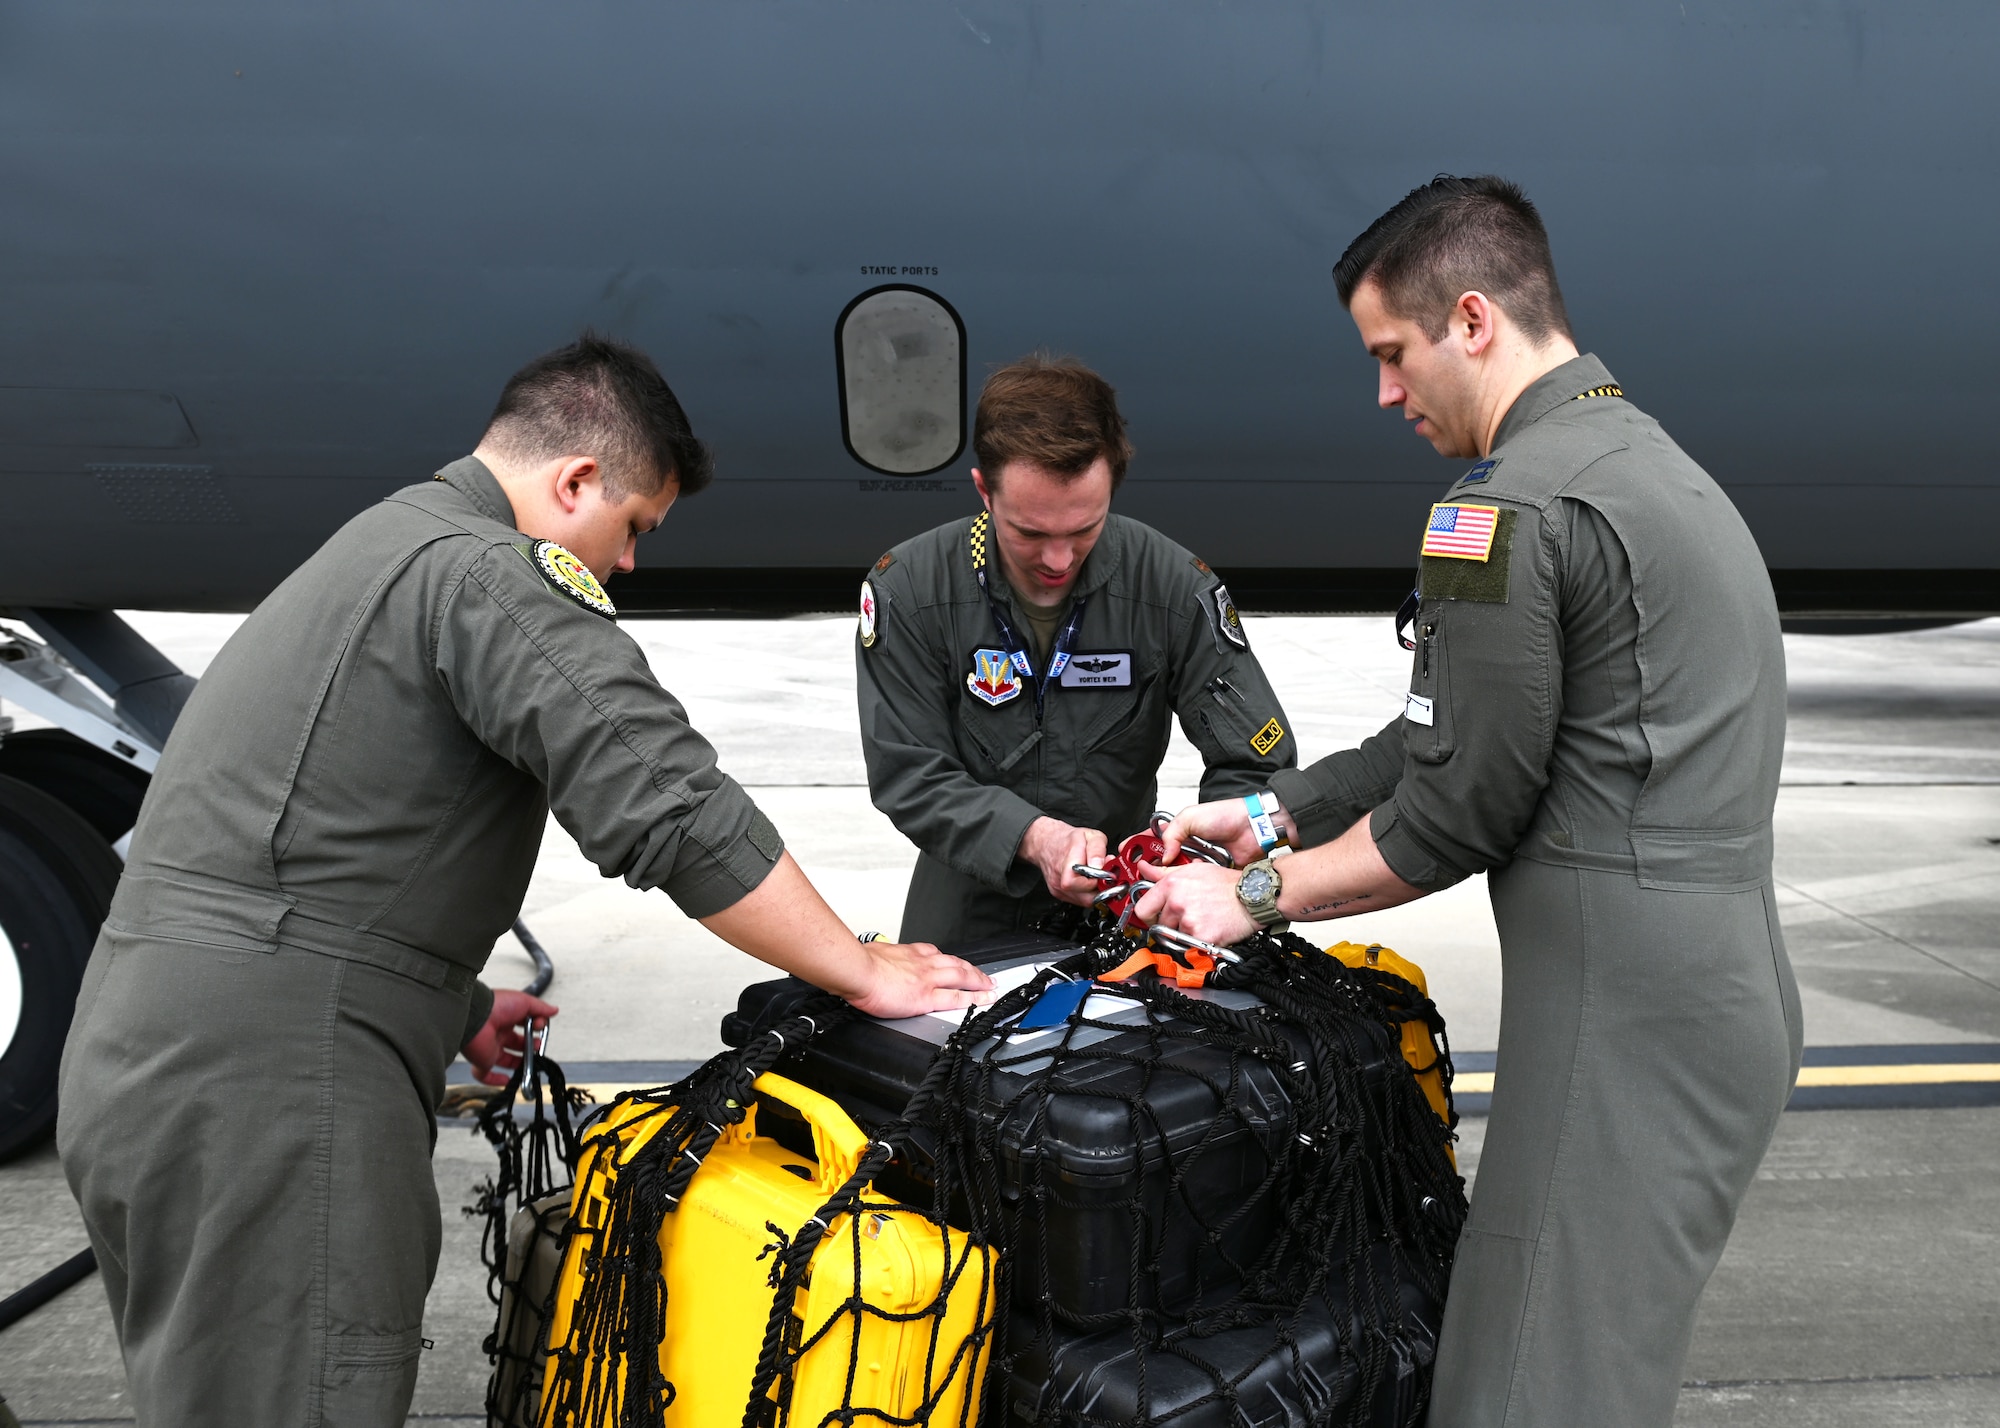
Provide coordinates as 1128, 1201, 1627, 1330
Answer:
1243, 792, 1282, 854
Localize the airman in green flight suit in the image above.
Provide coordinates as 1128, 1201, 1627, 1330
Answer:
856, 355, 1297, 946
58, 336, 991, 1426
1140, 177, 1803, 1428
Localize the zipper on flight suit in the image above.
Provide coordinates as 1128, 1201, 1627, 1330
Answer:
1420, 622, 1436, 680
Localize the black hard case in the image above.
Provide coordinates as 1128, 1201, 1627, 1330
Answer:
720, 932, 1404, 1328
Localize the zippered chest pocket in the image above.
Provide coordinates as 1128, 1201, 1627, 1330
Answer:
1405, 603, 1456, 764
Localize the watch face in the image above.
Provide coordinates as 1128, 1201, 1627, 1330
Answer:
1241, 867, 1275, 902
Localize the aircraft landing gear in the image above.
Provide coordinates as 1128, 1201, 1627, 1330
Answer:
0, 773, 122, 1161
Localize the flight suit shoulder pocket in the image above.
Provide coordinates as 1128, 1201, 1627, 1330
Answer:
1405, 604, 1456, 764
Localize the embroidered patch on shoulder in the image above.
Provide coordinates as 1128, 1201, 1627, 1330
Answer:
1210, 583, 1248, 649
530, 540, 616, 617
871, 550, 895, 575
1457, 458, 1500, 487
1250, 718, 1285, 757
858, 579, 880, 647
966, 648, 1023, 707
1190, 555, 1212, 575
1420, 503, 1501, 561
1421, 508, 1517, 604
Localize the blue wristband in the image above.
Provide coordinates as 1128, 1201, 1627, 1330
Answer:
1244, 793, 1280, 854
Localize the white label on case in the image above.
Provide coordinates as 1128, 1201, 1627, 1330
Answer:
1405, 693, 1435, 726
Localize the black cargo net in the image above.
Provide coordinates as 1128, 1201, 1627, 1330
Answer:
540, 924, 1465, 1428
467, 1036, 589, 1428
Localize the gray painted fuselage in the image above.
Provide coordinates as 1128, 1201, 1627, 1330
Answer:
1, 1, 1993, 612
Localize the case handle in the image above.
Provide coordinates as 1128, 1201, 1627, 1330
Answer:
748, 1071, 871, 1194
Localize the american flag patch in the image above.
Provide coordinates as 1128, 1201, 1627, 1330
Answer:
1421, 503, 1500, 561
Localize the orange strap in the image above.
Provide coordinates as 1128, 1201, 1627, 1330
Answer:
1098, 947, 1215, 989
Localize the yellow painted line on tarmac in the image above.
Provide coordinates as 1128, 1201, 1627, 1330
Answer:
1450, 1064, 2000, 1097
1795, 1063, 2000, 1087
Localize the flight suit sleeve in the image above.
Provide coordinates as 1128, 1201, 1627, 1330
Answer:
434, 545, 786, 919
1366, 498, 1567, 891
1266, 717, 1406, 849
1168, 576, 1299, 801
459, 979, 495, 1049
855, 570, 1045, 896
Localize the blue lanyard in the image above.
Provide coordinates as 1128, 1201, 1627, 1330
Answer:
969, 512, 1089, 713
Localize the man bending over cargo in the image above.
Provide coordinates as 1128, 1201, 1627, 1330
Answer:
58, 334, 992, 1426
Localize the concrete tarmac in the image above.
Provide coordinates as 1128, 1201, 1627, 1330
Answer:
2, 611, 1996, 1425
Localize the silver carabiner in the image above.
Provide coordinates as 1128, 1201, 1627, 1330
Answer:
1146, 923, 1241, 964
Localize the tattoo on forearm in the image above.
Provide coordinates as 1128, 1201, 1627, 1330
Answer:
1300, 897, 1358, 915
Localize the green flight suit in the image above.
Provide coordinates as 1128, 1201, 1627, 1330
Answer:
58, 457, 783, 1427
857, 512, 1297, 945
1269, 356, 1803, 1428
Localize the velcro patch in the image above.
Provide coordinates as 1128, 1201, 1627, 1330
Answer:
529, 540, 616, 617
1250, 718, 1285, 757
1421, 503, 1500, 560
1059, 651, 1133, 688
1210, 583, 1248, 649
1420, 508, 1517, 603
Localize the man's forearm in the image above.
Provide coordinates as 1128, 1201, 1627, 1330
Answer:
698, 851, 878, 1000
1274, 813, 1426, 921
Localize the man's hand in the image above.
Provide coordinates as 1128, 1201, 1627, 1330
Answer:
1159, 796, 1284, 869
698, 852, 995, 1019
1019, 816, 1111, 905
1132, 862, 1258, 945
462, 989, 559, 1087
845, 939, 997, 1020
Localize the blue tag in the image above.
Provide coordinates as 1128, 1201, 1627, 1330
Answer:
1016, 979, 1091, 1031
1459, 458, 1499, 486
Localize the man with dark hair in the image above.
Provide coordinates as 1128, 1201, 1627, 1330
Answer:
1138, 177, 1801, 1427
59, 333, 991, 1425
856, 352, 1296, 944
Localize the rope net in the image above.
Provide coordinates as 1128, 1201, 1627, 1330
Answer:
536, 920, 1466, 1428
468, 1038, 590, 1428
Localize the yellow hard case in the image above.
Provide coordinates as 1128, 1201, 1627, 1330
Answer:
545, 1071, 996, 1427
1326, 941, 1456, 1152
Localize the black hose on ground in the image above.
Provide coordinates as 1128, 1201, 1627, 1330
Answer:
0, 1246, 97, 1333
513, 918, 554, 997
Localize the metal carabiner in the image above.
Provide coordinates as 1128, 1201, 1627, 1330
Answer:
1115, 881, 1155, 935
1146, 923, 1241, 965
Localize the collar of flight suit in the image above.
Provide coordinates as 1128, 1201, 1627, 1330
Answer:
1489, 352, 1619, 452
432, 455, 521, 530
979, 508, 1128, 614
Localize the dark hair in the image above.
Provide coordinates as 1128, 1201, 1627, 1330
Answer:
481, 332, 714, 499
1332, 175, 1572, 346
973, 352, 1134, 490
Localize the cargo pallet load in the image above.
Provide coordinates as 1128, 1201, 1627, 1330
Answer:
519, 924, 1467, 1428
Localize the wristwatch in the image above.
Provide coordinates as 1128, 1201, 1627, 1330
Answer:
1235, 858, 1287, 930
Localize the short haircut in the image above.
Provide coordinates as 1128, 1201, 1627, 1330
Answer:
973, 353, 1134, 490
1332, 175, 1573, 346
481, 332, 714, 500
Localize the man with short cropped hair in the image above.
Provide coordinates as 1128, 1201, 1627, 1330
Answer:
59, 333, 991, 1425
1137, 177, 1802, 1427
856, 353, 1296, 944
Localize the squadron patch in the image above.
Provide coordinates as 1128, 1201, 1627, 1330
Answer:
966, 648, 1023, 707
1249, 718, 1286, 757
1210, 583, 1248, 649
530, 540, 616, 618
858, 579, 880, 648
